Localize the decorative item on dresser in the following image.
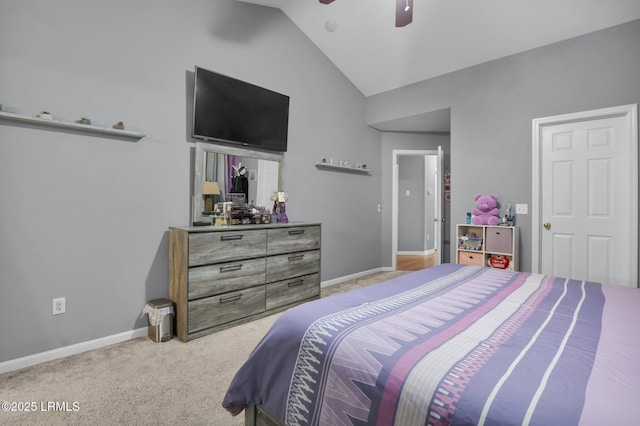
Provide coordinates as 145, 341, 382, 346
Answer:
169, 222, 321, 342
456, 224, 519, 271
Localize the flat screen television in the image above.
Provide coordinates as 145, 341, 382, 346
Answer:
192, 66, 290, 152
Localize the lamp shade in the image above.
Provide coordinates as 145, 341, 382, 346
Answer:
202, 181, 220, 195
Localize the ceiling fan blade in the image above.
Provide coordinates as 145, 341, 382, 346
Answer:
319, 0, 335, 4
396, 0, 413, 27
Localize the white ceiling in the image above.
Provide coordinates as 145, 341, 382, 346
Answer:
239, 0, 640, 97
237, 0, 640, 132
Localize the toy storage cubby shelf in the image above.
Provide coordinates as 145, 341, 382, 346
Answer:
456, 224, 520, 271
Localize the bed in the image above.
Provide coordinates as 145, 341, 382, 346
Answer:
223, 264, 640, 425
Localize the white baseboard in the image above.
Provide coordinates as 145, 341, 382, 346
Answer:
0, 327, 148, 374
2, 268, 399, 374
321, 267, 385, 288
397, 249, 435, 255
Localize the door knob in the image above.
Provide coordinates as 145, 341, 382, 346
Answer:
543, 222, 551, 230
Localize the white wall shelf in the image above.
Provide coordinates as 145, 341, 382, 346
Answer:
314, 162, 371, 174
0, 111, 145, 140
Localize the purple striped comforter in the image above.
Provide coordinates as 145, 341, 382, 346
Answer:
223, 264, 640, 425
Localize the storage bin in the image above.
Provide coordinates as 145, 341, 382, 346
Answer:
458, 251, 484, 266
485, 227, 513, 254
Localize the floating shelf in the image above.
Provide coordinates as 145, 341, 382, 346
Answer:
0, 111, 145, 140
314, 162, 371, 174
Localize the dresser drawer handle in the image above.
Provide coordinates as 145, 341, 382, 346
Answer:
288, 279, 304, 287
220, 264, 243, 273
288, 254, 304, 262
221, 235, 243, 241
288, 229, 305, 235
220, 294, 242, 304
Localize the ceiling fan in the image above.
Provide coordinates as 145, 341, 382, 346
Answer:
320, 0, 413, 27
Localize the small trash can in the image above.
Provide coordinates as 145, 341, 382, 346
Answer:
142, 298, 174, 343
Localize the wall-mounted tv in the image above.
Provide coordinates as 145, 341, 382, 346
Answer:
192, 66, 290, 152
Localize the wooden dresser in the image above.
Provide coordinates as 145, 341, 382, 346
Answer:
169, 222, 321, 341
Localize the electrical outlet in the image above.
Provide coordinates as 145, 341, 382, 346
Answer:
53, 297, 66, 315
516, 204, 528, 215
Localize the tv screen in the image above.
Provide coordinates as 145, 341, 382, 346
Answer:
192, 66, 289, 152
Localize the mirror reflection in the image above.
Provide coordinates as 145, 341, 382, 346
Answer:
193, 142, 283, 225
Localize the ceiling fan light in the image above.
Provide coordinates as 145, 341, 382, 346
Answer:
325, 20, 338, 32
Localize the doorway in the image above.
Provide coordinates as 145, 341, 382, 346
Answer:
396, 252, 437, 271
532, 104, 638, 287
392, 148, 443, 271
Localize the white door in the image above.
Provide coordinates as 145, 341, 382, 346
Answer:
532, 104, 638, 287
434, 146, 443, 265
256, 159, 279, 208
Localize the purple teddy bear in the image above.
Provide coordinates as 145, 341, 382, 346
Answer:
473, 194, 500, 225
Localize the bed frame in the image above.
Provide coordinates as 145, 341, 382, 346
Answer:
244, 404, 283, 426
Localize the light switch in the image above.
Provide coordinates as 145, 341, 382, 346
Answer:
405, 190, 411, 196
516, 204, 528, 214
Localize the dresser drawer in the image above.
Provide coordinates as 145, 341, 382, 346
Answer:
188, 285, 265, 333
267, 226, 321, 255
188, 230, 267, 266
267, 250, 320, 283
188, 258, 266, 300
266, 273, 320, 310
458, 251, 484, 266
485, 227, 513, 254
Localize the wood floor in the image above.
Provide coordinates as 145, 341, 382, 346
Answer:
396, 252, 436, 271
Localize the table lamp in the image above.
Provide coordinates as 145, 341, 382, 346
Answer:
202, 181, 220, 214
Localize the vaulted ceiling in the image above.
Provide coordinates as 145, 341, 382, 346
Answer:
238, 0, 640, 97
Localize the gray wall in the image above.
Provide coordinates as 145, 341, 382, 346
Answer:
0, 0, 382, 362
398, 156, 426, 251
397, 155, 438, 252
369, 19, 640, 272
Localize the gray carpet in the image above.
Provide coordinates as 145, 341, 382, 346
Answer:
0, 270, 407, 426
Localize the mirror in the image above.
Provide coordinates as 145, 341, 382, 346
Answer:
192, 142, 284, 225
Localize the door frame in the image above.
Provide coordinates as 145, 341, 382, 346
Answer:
392, 148, 443, 270
531, 104, 638, 283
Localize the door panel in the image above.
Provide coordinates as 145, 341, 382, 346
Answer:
587, 235, 612, 284
551, 233, 573, 279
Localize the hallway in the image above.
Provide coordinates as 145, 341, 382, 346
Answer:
396, 252, 436, 271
